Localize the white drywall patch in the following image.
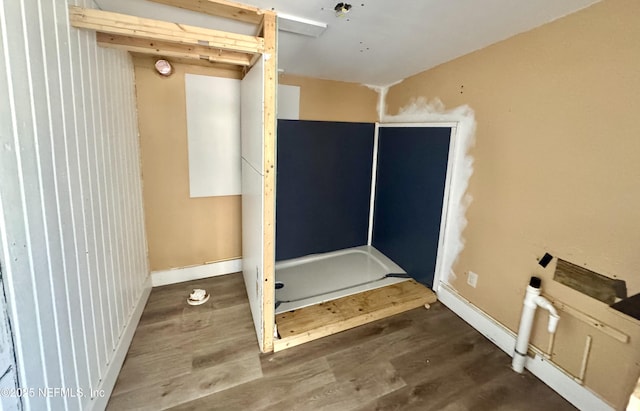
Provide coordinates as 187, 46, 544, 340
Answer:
185, 74, 241, 198
363, 79, 402, 121
277, 84, 300, 120
383, 97, 477, 285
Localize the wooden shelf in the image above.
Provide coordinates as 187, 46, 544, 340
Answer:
274, 280, 437, 352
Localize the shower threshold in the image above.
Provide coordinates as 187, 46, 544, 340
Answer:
273, 279, 437, 352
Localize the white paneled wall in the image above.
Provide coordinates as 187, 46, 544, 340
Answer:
240, 57, 266, 351
0, 0, 150, 410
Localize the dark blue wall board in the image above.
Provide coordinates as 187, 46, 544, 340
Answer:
372, 126, 451, 287
276, 120, 375, 261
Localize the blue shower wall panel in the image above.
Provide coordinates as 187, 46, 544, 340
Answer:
276, 120, 375, 261
372, 127, 451, 287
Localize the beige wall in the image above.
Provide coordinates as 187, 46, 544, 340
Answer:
134, 59, 377, 271
134, 56, 242, 271
386, 1, 640, 409
279, 74, 378, 122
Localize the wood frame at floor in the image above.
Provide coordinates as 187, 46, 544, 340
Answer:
69, 0, 277, 352
274, 280, 438, 352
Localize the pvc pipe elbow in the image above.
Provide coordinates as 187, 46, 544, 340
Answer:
548, 314, 560, 334
532, 296, 560, 333
534, 296, 558, 317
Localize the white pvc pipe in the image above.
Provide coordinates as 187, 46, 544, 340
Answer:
512, 277, 560, 373
513, 283, 539, 373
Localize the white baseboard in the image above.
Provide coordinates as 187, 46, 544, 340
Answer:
151, 259, 242, 287
88, 275, 152, 411
437, 283, 613, 411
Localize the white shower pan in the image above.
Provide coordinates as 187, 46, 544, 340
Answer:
274, 245, 408, 314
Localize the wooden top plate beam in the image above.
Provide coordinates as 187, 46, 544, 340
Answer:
148, 0, 263, 25
69, 6, 264, 55
131, 53, 244, 78
97, 33, 253, 66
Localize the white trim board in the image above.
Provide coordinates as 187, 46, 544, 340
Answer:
151, 259, 243, 287
88, 276, 152, 411
367, 123, 380, 246
437, 283, 614, 411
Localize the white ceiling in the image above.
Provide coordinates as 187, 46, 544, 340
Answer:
95, 0, 600, 86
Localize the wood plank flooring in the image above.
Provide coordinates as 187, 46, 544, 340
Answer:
274, 280, 437, 351
108, 273, 576, 411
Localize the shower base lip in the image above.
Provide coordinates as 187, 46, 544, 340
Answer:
274, 279, 437, 352
275, 245, 407, 314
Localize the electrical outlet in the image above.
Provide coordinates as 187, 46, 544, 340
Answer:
467, 271, 478, 288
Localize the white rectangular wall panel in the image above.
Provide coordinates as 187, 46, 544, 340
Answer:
0, 1, 150, 409
277, 84, 300, 120
240, 58, 266, 351
185, 73, 241, 197
241, 160, 265, 350
241, 57, 265, 173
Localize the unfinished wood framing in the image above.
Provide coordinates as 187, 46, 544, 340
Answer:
97, 33, 253, 66
274, 280, 438, 352
260, 11, 277, 353
70, 0, 277, 353
544, 293, 630, 343
149, 0, 264, 24
131, 53, 244, 79
69, 6, 263, 64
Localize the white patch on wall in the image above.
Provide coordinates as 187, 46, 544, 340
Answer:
185, 73, 241, 198
382, 97, 477, 286
277, 84, 300, 120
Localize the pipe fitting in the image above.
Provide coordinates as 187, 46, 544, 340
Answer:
533, 295, 558, 317
548, 313, 560, 334
512, 276, 560, 373
532, 295, 559, 333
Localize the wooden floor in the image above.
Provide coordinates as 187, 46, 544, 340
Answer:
108, 273, 576, 411
275, 280, 437, 351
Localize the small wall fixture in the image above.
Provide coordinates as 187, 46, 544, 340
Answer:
154, 59, 173, 76
334, 3, 352, 17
